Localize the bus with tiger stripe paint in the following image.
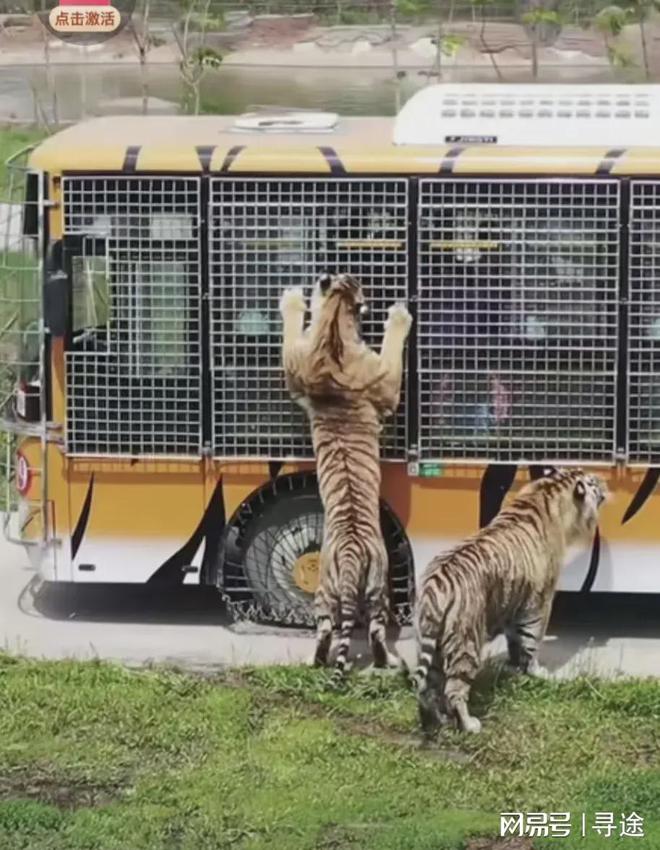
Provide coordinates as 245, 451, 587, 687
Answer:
3, 84, 660, 628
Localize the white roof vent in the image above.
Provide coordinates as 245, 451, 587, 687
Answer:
393, 84, 660, 146
233, 111, 338, 133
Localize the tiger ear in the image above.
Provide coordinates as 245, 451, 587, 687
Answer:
318, 272, 332, 293
574, 480, 586, 502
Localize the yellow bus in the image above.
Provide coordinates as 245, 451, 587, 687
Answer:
3, 83, 660, 628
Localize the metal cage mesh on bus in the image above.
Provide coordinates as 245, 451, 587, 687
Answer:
628, 181, 660, 466
57, 172, 660, 467
62, 176, 203, 457
208, 177, 409, 461
417, 178, 620, 465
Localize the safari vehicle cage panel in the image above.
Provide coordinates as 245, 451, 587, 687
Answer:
43, 171, 660, 467
417, 178, 620, 464
62, 176, 203, 456
628, 181, 660, 466
208, 177, 409, 460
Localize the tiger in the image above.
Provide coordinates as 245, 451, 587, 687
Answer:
414, 467, 609, 735
279, 272, 412, 675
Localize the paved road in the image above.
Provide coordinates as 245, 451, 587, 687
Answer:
2, 535, 660, 677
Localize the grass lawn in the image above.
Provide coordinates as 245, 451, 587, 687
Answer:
0, 656, 659, 850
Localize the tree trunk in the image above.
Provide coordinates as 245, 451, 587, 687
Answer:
38, 3, 59, 128
140, 58, 149, 114
388, 0, 399, 81
141, 0, 151, 114
80, 46, 88, 119
434, 0, 443, 79
640, 18, 650, 80
480, 15, 504, 81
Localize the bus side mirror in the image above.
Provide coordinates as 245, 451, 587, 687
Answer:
44, 269, 69, 338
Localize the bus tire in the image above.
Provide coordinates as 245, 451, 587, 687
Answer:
215, 471, 414, 628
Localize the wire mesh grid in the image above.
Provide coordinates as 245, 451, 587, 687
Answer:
417, 178, 620, 464
0, 150, 44, 526
63, 177, 202, 456
209, 178, 409, 460
627, 181, 660, 464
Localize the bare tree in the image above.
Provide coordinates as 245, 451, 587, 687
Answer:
130, 0, 152, 114
20, 0, 59, 129
522, 2, 562, 79
174, 0, 223, 115
433, 0, 461, 77
471, 0, 505, 80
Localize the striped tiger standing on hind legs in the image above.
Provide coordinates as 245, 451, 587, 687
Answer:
415, 468, 609, 735
279, 272, 412, 676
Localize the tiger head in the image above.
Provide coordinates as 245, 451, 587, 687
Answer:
311, 271, 368, 326
539, 467, 610, 543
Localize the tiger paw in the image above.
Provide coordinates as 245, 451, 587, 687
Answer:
280, 287, 306, 317
386, 303, 412, 334
461, 715, 482, 734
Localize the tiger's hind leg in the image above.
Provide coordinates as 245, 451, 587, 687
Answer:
368, 615, 404, 671
311, 572, 336, 668
365, 547, 404, 670
414, 636, 448, 739
506, 600, 553, 679
312, 616, 333, 668
331, 593, 357, 679
443, 633, 482, 733
418, 665, 450, 739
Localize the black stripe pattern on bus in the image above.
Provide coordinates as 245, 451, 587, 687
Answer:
71, 474, 95, 561
269, 461, 283, 480
479, 464, 517, 528
318, 146, 346, 175
622, 467, 660, 525
580, 528, 601, 593
147, 477, 226, 587
220, 145, 245, 173
196, 145, 216, 173
596, 147, 626, 176
439, 146, 466, 174
122, 146, 141, 172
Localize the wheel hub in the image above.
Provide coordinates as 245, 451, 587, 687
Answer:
292, 551, 321, 594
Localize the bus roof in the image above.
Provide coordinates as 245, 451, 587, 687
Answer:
28, 114, 660, 176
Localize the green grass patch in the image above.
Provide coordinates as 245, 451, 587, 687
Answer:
0, 655, 659, 849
